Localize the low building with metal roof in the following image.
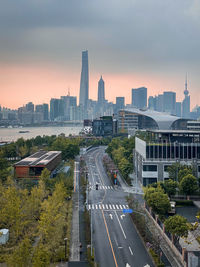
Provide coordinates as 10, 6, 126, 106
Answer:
14, 150, 62, 179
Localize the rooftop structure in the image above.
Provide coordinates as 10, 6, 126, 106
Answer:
118, 108, 188, 131
14, 150, 62, 178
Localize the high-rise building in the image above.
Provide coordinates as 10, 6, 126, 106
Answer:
132, 87, 147, 109
43, 104, 49, 121
79, 50, 89, 112
50, 98, 60, 121
163, 91, 176, 115
26, 102, 34, 112
182, 76, 190, 118
175, 102, 182, 117
97, 76, 105, 105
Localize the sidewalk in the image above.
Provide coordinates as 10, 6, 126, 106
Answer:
69, 190, 80, 261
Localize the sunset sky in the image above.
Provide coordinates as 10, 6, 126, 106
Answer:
0, 0, 200, 109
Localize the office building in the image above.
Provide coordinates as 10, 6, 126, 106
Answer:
163, 91, 176, 115
134, 130, 200, 186
50, 98, 60, 121
97, 76, 105, 106
175, 102, 182, 117
92, 116, 117, 136
132, 87, 147, 109
79, 50, 89, 116
115, 97, 125, 115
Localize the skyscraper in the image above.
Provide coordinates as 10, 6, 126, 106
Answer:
132, 87, 147, 109
79, 50, 89, 111
163, 91, 176, 115
97, 76, 105, 105
182, 75, 190, 118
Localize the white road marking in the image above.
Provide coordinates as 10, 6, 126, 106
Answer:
109, 214, 113, 220
102, 204, 105, 209
115, 211, 126, 239
99, 204, 102, 209
120, 214, 125, 220
92, 204, 94, 209
95, 205, 98, 209
112, 205, 116, 209
88, 205, 91, 210
129, 246, 133, 255
106, 204, 108, 209
109, 204, 112, 209
119, 205, 123, 209
126, 205, 129, 209
116, 205, 119, 209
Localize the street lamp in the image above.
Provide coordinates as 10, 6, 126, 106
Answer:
64, 237, 68, 260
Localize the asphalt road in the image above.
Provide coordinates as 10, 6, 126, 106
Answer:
85, 147, 153, 267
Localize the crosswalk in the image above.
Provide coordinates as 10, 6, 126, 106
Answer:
87, 203, 129, 211
90, 185, 114, 190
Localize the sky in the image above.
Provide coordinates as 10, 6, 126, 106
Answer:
0, 0, 200, 109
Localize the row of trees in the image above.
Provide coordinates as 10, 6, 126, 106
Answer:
0, 168, 73, 265
106, 137, 135, 183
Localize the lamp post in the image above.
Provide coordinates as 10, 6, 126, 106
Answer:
64, 237, 68, 261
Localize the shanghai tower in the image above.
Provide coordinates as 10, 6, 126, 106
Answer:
79, 50, 89, 112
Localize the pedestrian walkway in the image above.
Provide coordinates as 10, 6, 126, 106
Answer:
87, 203, 129, 211
89, 185, 114, 190
70, 192, 80, 261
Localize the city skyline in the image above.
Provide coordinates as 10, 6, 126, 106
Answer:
0, 0, 200, 109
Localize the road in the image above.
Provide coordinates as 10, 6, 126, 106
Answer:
85, 147, 153, 267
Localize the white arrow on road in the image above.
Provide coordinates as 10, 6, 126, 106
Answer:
109, 214, 113, 220
120, 214, 125, 220
126, 264, 131, 267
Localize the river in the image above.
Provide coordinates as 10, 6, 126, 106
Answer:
0, 126, 82, 142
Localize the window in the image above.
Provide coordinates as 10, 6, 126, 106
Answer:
164, 165, 171, 172
143, 165, 157, 172
198, 166, 200, 173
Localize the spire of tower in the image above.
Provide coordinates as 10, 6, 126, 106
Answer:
184, 73, 189, 97
185, 73, 187, 91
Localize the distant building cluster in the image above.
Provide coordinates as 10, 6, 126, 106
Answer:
0, 51, 199, 127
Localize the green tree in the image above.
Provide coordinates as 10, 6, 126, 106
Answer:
144, 186, 170, 216
164, 215, 189, 244
40, 168, 50, 186
178, 168, 192, 182
179, 174, 198, 197
6, 237, 32, 267
118, 157, 133, 180
163, 179, 177, 197
32, 244, 50, 267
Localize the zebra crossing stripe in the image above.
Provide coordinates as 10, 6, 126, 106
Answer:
102, 204, 105, 209
109, 204, 112, 209
126, 205, 129, 209
116, 205, 119, 209
95, 205, 98, 209
88, 204, 129, 211
88, 204, 91, 210
106, 204, 108, 209
92, 204, 94, 209
99, 205, 102, 209
119, 205, 122, 209
112, 205, 116, 209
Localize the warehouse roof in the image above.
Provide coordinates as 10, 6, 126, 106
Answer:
14, 151, 61, 167
123, 107, 188, 130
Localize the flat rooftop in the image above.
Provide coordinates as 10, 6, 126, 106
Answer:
14, 151, 61, 167
147, 129, 200, 134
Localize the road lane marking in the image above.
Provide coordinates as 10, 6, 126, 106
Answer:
95, 205, 98, 209
119, 205, 122, 209
109, 204, 112, 209
106, 204, 108, 209
129, 246, 133, 255
102, 204, 105, 209
123, 205, 126, 209
112, 205, 116, 209
99, 204, 102, 209
115, 211, 126, 239
88, 205, 91, 210
101, 210, 118, 267
116, 205, 119, 209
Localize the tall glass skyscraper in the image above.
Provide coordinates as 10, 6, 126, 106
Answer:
79, 51, 89, 111
97, 76, 105, 105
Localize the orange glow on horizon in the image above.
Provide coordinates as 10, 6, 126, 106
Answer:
0, 64, 196, 109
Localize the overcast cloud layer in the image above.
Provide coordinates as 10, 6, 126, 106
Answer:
0, 0, 200, 107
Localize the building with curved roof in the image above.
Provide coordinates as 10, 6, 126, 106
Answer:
118, 107, 188, 131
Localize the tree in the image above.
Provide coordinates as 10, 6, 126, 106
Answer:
32, 244, 50, 267
6, 237, 32, 267
179, 174, 198, 197
40, 168, 50, 186
163, 179, 177, 197
164, 215, 189, 244
144, 186, 170, 216
118, 157, 133, 180
178, 168, 192, 182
